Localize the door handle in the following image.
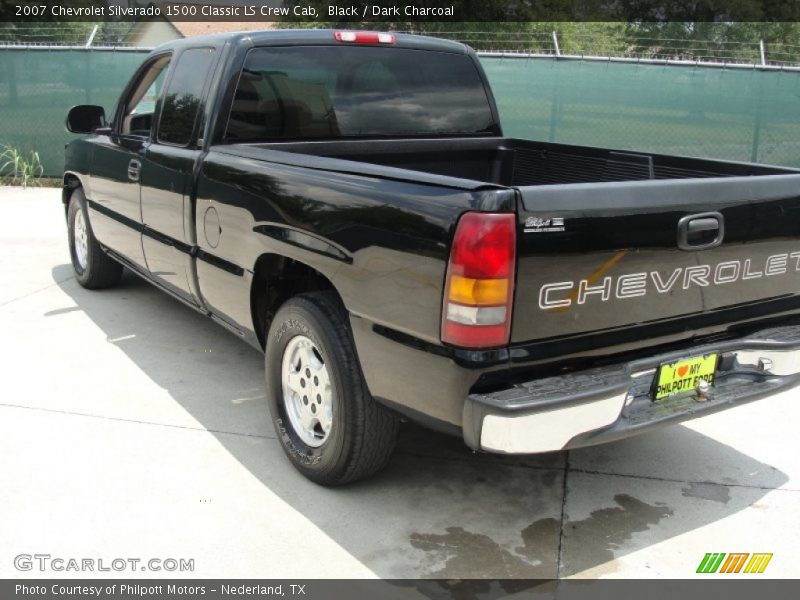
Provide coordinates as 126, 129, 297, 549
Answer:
127, 159, 141, 182
677, 212, 724, 251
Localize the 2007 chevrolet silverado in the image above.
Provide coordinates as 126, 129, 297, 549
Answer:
63, 30, 800, 485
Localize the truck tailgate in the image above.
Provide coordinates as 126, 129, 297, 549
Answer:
512, 174, 800, 346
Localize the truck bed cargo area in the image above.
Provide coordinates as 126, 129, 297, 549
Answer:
247, 137, 789, 186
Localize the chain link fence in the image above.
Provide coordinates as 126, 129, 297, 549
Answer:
1, 33, 799, 177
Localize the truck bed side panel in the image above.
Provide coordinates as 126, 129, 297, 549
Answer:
193, 149, 514, 344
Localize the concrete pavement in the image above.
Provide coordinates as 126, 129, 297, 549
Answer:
1, 186, 798, 578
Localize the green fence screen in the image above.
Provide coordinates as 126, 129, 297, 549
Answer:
1, 48, 799, 177
483, 58, 800, 169
0, 49, 149, 178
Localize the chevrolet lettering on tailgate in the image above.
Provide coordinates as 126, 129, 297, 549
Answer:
538, 253, 800, 310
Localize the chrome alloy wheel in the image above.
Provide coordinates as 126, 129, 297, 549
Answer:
73, 208, 89, 270
281, 335, 333, 447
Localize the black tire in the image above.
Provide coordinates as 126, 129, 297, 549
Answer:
265, 292, 399, 485
67, 188, 123, 289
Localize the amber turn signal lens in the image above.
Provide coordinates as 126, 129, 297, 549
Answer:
448, 275, 509, 306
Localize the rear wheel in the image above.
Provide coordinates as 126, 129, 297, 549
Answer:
265, 292, 399, 485
67, 188, 123, 289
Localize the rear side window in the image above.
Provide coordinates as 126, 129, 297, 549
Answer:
158, 48, 216, 146
226, 46, 496, 141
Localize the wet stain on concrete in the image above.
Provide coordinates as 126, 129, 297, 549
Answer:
560, 494, 673, 576
540, 470, 559, 488
681, 482, 731, 504
410, 494, 673, 579
393, 578, 553, 600
409, 523, 556, 579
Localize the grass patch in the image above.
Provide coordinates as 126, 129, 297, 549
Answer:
0, 144, 44, 188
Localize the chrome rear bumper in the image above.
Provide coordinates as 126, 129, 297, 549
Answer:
462, 324, 800, 454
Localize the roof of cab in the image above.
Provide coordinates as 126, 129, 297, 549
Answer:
151, 28, 471, 55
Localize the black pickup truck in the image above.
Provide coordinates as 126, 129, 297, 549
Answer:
64, 29, 800, 485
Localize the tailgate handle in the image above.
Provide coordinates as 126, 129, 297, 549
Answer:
677, 212, 724, 251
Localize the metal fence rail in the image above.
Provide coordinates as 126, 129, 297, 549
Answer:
0, 22, 146, 48
479, 52, 800, 72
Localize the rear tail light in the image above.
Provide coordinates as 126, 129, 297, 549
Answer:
442, 212, 516, 348
334, 31, 396, 44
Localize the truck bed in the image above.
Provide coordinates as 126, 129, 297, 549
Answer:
241, 137, 790, 186
219, 136, 800, 367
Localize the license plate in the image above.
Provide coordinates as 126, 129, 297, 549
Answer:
654, 353, 718, 400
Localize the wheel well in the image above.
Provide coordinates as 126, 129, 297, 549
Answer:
63, 174, 81, 211
251, 254, 341, 349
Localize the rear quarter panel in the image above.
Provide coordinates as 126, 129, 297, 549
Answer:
193, 149, 515, 344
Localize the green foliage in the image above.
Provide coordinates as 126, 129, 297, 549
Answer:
0, 145, 44, 188
624, 22, 800, 63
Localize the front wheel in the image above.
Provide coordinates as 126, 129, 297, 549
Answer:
67, 188, 123, 289
265, 292, 399, 485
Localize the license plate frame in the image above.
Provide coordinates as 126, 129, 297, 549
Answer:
653, 353, 718, 401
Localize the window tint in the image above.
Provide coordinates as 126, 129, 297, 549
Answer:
158, 48, 216, 146
226, 46, 496, 141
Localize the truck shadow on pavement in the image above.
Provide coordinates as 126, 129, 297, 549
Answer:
52, 265, 789, 580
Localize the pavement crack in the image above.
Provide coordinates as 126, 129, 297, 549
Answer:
0, 277, 74, 308
568, 465, 799, 493
556, 450, 569, 578
0, 402, 276, 441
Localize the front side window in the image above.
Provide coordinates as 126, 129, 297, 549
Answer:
158, 47, 216, 146
226, 46, 497, 141
120, 55, 170, 137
